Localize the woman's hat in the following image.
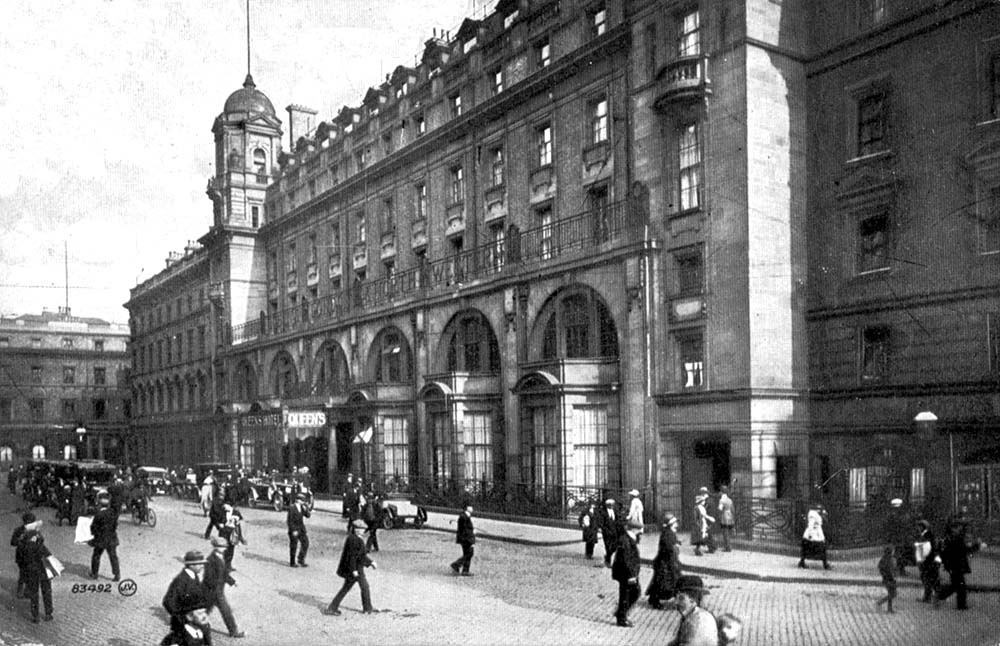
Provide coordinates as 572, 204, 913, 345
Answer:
296, 492, 308, 500
663, 513, 678, 525
628, 489, 640, 497
183, 550, 207, 565
605, 498, 616, 506
675, 575, 710, 596
695, 493, 708, 503
917, 519, 930, 529
890, 498, 903, 507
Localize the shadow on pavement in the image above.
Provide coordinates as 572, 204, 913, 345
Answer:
240, 551, 293, 568
276, 587, 328, 609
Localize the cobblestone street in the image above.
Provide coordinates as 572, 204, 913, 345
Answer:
2, 492, 999, 646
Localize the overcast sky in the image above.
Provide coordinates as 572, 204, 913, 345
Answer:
0, 0, 491, 324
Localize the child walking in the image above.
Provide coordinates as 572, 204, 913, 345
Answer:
876, 545, 897, 613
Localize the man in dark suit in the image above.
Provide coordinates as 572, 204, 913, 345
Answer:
16, 517, 53, 623
599, 498, 622, 567
204, 496, 226, 540
322, 521, 376, 615
89, 491, 121, 581
286, 492, 311, 567
204, 537, 244, 638
936, 520, 981, 610
612, 526, 641, 627
450, 505, 476, 576
10, 511, 34, 598
163, 550, 212, 643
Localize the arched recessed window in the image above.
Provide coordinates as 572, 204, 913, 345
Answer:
31, 445, 46, 460
272, 354, 298, 397
234, 361, 257, 401
445, 312, 500, 373
373, 330, 411, 382
538, 289, 619, 360
63, 444, 77, 460
0, 446, 13, 462
314, 343, 350, 394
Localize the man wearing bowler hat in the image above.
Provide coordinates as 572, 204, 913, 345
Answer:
287, 492, 311, 567
322, 521, 376, 616
163, 550, 212, 643
667, 575, 718, 646
611, 524, 642, 627
89, 490, 121, 581
204, 537, 244, 638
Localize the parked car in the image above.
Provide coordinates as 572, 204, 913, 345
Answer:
136, 466, 171, 495
380, 494, 428, 529
247, 472, 314, 512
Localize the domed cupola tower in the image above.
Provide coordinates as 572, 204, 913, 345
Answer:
208, 74, 282, 230
201, 74, 282, 340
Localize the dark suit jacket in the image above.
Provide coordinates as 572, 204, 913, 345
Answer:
612, 532, 640, 583
287, 503, 310, 535
202, 552, 235, 600
15, 529, 51, 581
456, 513, 475, 545
91, 506, 119, 549
336, 532, 372, 579
163, 569, 208, 619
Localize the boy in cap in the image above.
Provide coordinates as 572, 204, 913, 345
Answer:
10, 511, 34, 598
666, 575, 717, 646
163, 550, 212, 642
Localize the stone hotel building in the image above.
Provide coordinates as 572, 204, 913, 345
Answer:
126, 0, 1000, 540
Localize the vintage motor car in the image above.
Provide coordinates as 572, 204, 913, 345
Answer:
247, 471, 314, 511
379, 494, 429, 529
136, 466, 171, 495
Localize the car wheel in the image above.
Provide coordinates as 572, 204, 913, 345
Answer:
147, 509, 157, 528
382, 513, 394, 530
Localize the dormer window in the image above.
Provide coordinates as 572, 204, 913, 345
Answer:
463, 37, 478, 54
344, 123, 354, 134
504, 10, 519, 30
591, 6, 607, 37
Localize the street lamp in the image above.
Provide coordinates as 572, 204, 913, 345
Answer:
75, 424, 86, 460
913, 410, 955, 515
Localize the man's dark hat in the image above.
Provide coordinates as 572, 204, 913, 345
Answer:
21, 512, 36, 524
675, 575, 710, 596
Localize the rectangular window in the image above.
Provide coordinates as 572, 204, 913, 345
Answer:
93, 399, 107, 420
990, 312, 1000, 373
29, 399, 44, 421
415, 183, 427, 219
93, 367, 106, 385
860, 0, 887, 28
430, 411, 451, 485
491, 67, 504, 95
381, 198, 394, 234
591, 6, 607, 37
416, 114, 426, 135
450, 166, 464, 204
62, 337, 73, 348
383, 416, 410, 484
589, 184, 610, 242
31, 366, 42, 384
679, 123, 702, 210
849, 467, 868, 508
776, 455, 799, 499
491, 147, 504, 187
187, 329, 194, 360
356, 212, 366, 243
676, 249, 704, 295
538, 204, 553, 260
535, 38, 551, 69
645, 23, 657, 75
31, 337, 41, 348
382, 133, 393, 156
590, 97, 609, 144
861, 325, 891, 381
857, 210, 890, 273
464, 413, 493, 486
94, 339, 104, 352
491, 224, 505, 271
198, 326, 206, 357
504, 9, 519, 30
449, 92, 462, 117
63, 366, 75, 384
62, 399, 76, 420
678, 332, 704, 388
857, 92, 886, 156
910, 467, 926, 506
536, 124, 553, 166
355, 149, 366, 171
679, 9, 700, 56
531, 406, 558, 490
0, 399, 11, 422
463, 36, 477, 54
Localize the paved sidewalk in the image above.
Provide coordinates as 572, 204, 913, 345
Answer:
313, 499, 1000, 591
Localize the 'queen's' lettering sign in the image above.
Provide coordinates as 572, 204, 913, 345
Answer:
284, 411, 327, 428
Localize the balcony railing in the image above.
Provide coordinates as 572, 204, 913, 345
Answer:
230, 199, 640, 344
653, 55, 710, 109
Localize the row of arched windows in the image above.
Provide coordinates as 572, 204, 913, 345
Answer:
0, 445, 77, 461
133, 373, 209, 417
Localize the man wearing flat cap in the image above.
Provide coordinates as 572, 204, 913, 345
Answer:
666, 575, 718, 646
287, 492, 311, 567
163, 550, 212, 644
204, 537, 244, 638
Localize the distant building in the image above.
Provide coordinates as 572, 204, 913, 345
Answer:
125, 0, 1000, 540
0, 307, 130, 465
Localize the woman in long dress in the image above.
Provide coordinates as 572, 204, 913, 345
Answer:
646, 513, 682, 608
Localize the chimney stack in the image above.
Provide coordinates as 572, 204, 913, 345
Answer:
286, 104, 318, 152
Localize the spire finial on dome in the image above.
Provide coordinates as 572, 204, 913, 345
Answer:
243, 73, 256, 90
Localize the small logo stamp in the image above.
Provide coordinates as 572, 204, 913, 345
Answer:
118, 578, 138, 597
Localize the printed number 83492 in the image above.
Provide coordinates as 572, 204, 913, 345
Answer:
71, 583, 112, 593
